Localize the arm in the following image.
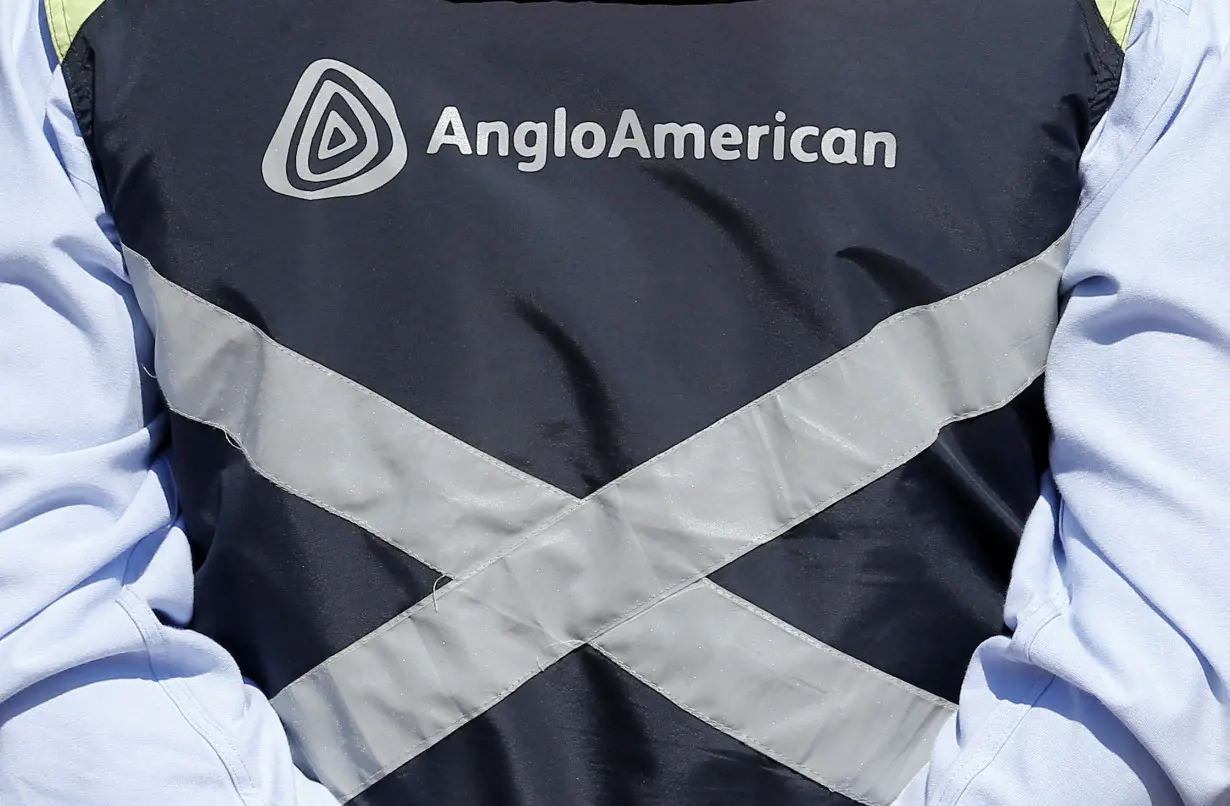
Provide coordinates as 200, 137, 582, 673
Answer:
0, 3, 339, 803
896, 0, 1230, 802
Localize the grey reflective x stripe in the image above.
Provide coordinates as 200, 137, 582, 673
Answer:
267, 235, 1062, 801
125, 246, 575, 578
593, 580, 955, 806
126, 233, 1065, 804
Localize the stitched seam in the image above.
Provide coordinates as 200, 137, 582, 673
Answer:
57, 0, 69, 60
289, 353, 1049, 698
1015, 597, 1065, 660
587, 364, 1047, 644
115, 587, 262, 806
143, 239, 1059, 794
278, 238, 1064, 688
1079, 0, 1191, 208
45, 0, 59, 60
932, 604, 1062, 804
51, 0, 69, 61
282, 496, 587, 685
698, 578, 957, 712
149, 225, 1060, 549
289, 261, 1054, 793
592, 643, 881, 806
56, 119, 103, 193
139, 263, 576, 579
1010, 596, 1062, 651
49, 68, 104, 194
936, 674, 1059, 806
62, 162, 101, 194
336, 638, 584, 801
384, 229, 1066, 603
1126, 0, 1141, 36
157, 400, 444, 577
1083, 0, 1120, 73
145, 268, 568, 500
319, 360, 1049, 799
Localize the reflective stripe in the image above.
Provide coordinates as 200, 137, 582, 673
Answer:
124, 246, 574, 578
593, 580, 955, 806
125, 244, 990, 804
269, 232, 1067, 801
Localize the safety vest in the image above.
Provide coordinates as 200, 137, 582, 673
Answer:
50, 0, 1134, 802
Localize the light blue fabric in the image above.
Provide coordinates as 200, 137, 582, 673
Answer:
0, 0, 1226, 803
0, 3, 339, 804
895, 0, 1230, 803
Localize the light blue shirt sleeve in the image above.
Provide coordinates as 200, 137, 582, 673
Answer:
0, 3, 339, 803
895, 0, 1230, 803
4, 0, 1228, 803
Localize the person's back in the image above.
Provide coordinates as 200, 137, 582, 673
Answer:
4, 0, 1230, 804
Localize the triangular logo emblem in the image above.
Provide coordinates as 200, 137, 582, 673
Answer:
319, 110, 359, 160
262, 59, 408, 200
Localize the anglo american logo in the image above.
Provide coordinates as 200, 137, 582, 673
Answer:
426, 106, 898, 174
264, 59, 898, 200
263, 59, 409, 200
